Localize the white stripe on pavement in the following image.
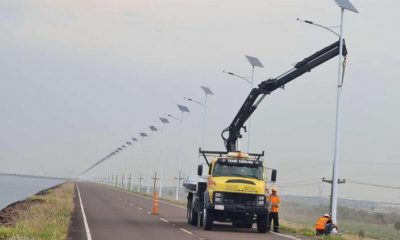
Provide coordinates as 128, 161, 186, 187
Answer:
76, 184, 93, 240
160, 218, 169, 223
108, 186, 186, 209
272, 232, 302, 240
180, 228, 193, 235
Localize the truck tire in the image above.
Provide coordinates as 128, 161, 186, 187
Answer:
202, 207, 213, 230
256, 214, 268, 233
187, 198, 198, 225
186, 198, 191, 223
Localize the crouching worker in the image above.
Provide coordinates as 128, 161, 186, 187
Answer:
315, 214, 337, 235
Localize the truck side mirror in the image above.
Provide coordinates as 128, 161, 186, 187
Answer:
197, 164, 203, 176
271, 169, 277, 182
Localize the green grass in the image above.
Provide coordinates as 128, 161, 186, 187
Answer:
0, 182, 74, 240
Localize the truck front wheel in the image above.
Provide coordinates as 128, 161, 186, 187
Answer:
187, 198, 198, 226
256, 214, 268, 233
202, 207, 213, 230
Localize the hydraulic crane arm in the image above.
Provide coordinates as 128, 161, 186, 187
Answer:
222, 40, 348, 152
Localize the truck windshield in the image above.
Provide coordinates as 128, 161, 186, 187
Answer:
212, 159, 263, 180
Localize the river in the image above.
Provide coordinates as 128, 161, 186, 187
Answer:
0, 174, 65, 210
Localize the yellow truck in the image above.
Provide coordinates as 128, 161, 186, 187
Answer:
184, 40, 346, 232
184, 150, 277, 233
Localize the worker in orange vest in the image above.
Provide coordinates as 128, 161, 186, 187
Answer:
267, 186, 280, 232
315, 214, 337, 235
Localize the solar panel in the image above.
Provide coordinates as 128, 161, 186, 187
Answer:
177, 104, 190, 113
245, 55, 264, 68
201, 86, 214, 95
160, 117, 169, 124
334, 0, 358, 13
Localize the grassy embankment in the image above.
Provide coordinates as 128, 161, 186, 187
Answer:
0, 182, 74, 240
280, 202, 400, 240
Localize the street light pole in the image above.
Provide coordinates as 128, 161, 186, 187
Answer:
248, 65, 255, 152
185, 86, 214, 149
331, 6, 345, 229
298, 0, 358, 228
223, 55, 263, 152
147, 126, 158, 194
139, 132, 148, 193
158, 118, 169, 197
176, 112, 183, 201
201, 86, 213, 149
332, 0, 358, 228
169, 104, 190, 200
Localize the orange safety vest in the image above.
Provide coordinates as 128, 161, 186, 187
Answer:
268, 194, 280, 212
315, 216, 329, 230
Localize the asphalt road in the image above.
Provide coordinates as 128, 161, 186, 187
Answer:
77, 182, 299, 240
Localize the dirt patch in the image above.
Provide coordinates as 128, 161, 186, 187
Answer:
0, 198, 45, 227
0, 184, 64, 227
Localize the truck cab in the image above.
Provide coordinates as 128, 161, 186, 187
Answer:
184, 150, 276, 233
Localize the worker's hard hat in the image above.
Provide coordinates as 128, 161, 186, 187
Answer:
271, 186, 278, 192
324, 213, 330, 218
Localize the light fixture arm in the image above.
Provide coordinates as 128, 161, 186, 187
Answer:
297, 18, 340, 37
184, 97, 205, 107
223, 70, 252, 85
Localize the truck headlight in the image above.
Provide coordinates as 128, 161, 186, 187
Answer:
214, 192, 223, 203
257, 195, 265, 206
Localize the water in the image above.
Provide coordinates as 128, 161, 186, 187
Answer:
0, 175, 64, 210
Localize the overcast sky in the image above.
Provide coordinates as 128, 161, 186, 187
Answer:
1, 0, 399, 203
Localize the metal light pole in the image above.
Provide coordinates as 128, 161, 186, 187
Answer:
139, 132, 147, 192
147, 126, 158, 194
130, 137, 138, 190
298, 0, 358, 228
184, 86, 214, 149
169, 104, 190, 200
223, 55, 263, 152
158, 117, 170, 197
331, 0, 358, 228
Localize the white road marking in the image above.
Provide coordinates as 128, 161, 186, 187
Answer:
138, 207, 142, 210
130, 203, 134, 206
108, 186, 186, 209
272, 232, 303, 240
76, 184, 93, 240
160, 218, 169, 223
250, 225, 303, 240
147, 211, 151, 215
180, 228, 193, 235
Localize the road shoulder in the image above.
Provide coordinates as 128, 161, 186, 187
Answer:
67, 183, 87, 240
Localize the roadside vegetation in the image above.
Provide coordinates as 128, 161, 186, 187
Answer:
0, 182, 74, 240
280, 202, 400, 240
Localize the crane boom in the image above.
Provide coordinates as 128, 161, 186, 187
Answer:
222, 40, 348, 152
